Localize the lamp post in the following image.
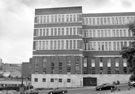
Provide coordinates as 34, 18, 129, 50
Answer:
20, 75, 25, 94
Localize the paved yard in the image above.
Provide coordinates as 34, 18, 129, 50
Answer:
109, 89, 135, 94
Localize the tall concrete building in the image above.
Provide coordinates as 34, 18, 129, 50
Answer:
22, 6, 135, 77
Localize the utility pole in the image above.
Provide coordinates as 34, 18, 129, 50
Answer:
20, 75, 25, 94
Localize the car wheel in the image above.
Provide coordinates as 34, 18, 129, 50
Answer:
62, 91, 65, 94
50, 92, 53, 94
99, 88, 101, 91
110, 87, 113, 90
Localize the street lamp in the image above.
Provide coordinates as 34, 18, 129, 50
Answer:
20, 75, 25, 94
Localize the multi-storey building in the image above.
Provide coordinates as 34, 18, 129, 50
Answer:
22, 6, 135, 77
31, 6, 83, 74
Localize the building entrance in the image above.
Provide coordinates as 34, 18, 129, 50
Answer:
83, 77, 97, 86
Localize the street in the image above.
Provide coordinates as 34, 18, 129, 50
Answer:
38, 84, 134, 94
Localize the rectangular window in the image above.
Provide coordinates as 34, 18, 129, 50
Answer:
50, 78, 54, 82
84, 58, 87, 67
109, 42, 112, 51
51, 15, 54, 23
66, 15, 69, 22
123, 67, 127, 74
59, 62, 62, 73
107, 67, 111, 74
66, 40, 69, 49
34, 29, 38, 36
33, 41, 36, 50
59, 79, 62, 82
42, 78, 46, 82
113, 42, 116, 50
115, 68, 119, 74
123, 59, 127, 67
67, 66, 71, 72
70, 40, 72, 49
67, 79, 71, 83
34, 78, 38, 82
51, 62, 54, 74
91, 67, 95, 74
99, 67, 103, 74
91, 59, 95, 67
99, 62, 103, 67
99, 57, 103, 62
115, 58, 119, 67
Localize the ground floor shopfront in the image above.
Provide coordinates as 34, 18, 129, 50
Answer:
31, 74, 130, 88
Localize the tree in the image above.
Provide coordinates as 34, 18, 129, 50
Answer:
120, 23, 135, 81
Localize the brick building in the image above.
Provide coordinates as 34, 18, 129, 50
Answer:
22, 6, 135, 77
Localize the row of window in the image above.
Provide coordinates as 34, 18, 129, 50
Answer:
34, 78, 71, 83
34, 57, 80, 74
89, 66, 128, 74
83, 16, 135, 25
39, 62, 79, 74
84, 58, 127, 67
84, 40, 132, 51
33, 39, 81, 50
83, 28, 132, 38
34, 27, 81, 37
35, 14, 81, 24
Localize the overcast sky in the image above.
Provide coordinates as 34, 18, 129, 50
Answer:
0, 0, 135, 64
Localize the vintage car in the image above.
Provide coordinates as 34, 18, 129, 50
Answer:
48, 88, 68, 94
128, 81, 135, 87
96, 83, 116, 91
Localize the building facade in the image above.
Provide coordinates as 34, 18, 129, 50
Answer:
22, 6, 135, 76
32, 6, 83, 74
82, 12, 135, 74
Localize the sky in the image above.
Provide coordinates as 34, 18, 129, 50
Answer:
0, 0, 135, 64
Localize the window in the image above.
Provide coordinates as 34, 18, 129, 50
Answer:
67, 79, 71, 83
59, 62, 62, 67
91, 67, 95, 74
115, 62, 119, 67
67, 66, 71, 73
99, 57, 103, 62
99, 62, 103, 67
115, 68, 119, 74
123, 59, 127, 67
59, 79, 62, 82
59, 62, 62, 74
123, 59, 127, 74
91, 59, 95, 67
123, 67, 127, 74
34, 78, 38, 82
35, 16, 39, 23
75, 65, 80, 73
50, 78, 54, 82
42, 78, 46, 82
107, 67, 111, 74
115, 58, 119, 67
84, 58, 87, 67
107, 58, 111, 67
43, 68, 46, 74
51, 62, 54, 74
99, 67, 103, 74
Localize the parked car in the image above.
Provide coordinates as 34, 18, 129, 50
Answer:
96, 83, 116, 91
48, 88, 67, 94
128, 81, 135, 87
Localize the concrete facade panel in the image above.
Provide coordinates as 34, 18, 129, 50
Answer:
35, 6, 82, 15
33, 50, 82, 55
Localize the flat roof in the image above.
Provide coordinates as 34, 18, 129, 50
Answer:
35, 6, 82, 15
83, 12, 135, 17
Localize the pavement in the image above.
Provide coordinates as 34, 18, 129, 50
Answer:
108, 89, 135, 94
